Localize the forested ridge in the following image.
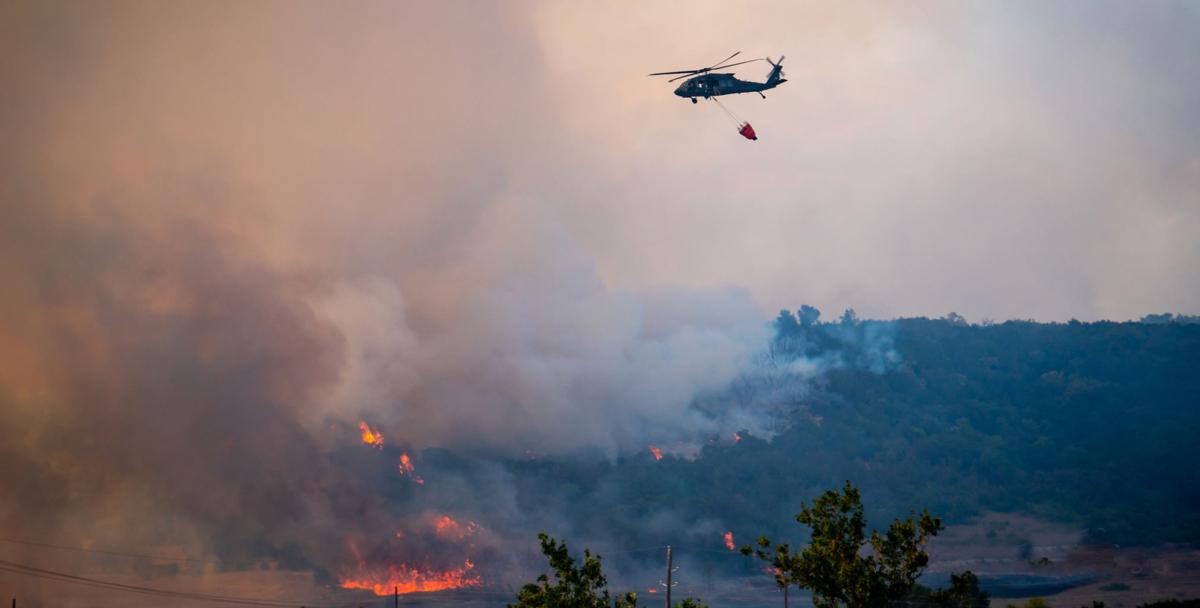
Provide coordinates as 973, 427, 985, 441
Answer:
494, 312, 1200, 552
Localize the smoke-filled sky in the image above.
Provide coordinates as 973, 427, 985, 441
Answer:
1, 0, 1199, 592
6, 1, 1199, 319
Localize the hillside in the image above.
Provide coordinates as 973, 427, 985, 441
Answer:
489, 312, 1200, 555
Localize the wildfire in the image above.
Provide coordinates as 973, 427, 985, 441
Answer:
399, 452, 425, 484
648, 446, 663, 461
434, 515, 479, 540
733, 432, 742, 443
647, 588, 658, 594
724, 531, 735, 551
359, 421, 384, 449
340, 561, 480, 596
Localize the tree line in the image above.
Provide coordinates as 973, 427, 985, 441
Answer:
510, 482, 1197, 608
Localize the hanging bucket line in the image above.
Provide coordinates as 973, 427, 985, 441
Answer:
710, 96, 744, 128
711, 96, 757, 140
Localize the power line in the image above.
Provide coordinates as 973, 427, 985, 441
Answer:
3, 553, 1151, 608
669, 545, 750, 556
595, 545, 669, 556
3, 536, 1133, 608
0, 537, 225, 566
0, 558, 351, 607
0, 556, 521, 606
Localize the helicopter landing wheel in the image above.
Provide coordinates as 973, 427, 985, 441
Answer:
691, 98, 697, 104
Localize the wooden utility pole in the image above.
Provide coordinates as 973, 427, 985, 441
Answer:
662, 546, 672, 608
394, 586, 398, 608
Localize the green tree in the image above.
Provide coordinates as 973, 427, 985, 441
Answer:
799, 305, 821, 326
1005, 599, 1050, 608
746, 481, 944, 608
509, 533, 638, 608
510, 534, 711, 608
926, 571, 989, 608
896, 571, 989, 608
740, 537, 800, 608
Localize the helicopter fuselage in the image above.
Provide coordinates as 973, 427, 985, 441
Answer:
673, 72, 786, 100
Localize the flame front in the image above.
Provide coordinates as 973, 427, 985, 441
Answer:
733, 432, 742, 443
434, 515, 478, 539
724, 531, 735, 551
340, 560, 480, 596
399, 452, 425, 484
648, 446, 663, 461
359, 421, 384, 448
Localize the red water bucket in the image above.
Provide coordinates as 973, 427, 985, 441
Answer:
738, 122, 757, 140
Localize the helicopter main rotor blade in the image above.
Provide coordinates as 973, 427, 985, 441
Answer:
649, 52, 755, 77
649, 53, 763, 82
708, 51, 741, 70
708, 58, 764, 71
660, 58, 764, 82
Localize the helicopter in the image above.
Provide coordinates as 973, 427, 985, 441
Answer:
649, 51, 786, 103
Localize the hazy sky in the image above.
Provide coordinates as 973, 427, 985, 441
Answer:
535, 1, 1200, 322
6, 1, 1198, 326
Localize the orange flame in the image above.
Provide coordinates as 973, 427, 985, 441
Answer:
435, 515, 456, 534
647, 588, 658, 594
724, 531, 735, 551
648, 446, 663, 461
733, 432, 742, 443
359, 421, 384, 449
339, 560, 480, 596
399, 452, 425, 484
433, 515, 478, 539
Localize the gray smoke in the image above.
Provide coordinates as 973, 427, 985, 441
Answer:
0, 1, 779, 585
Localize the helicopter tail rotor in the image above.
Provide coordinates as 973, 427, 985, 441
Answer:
765, 55, 787, 85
